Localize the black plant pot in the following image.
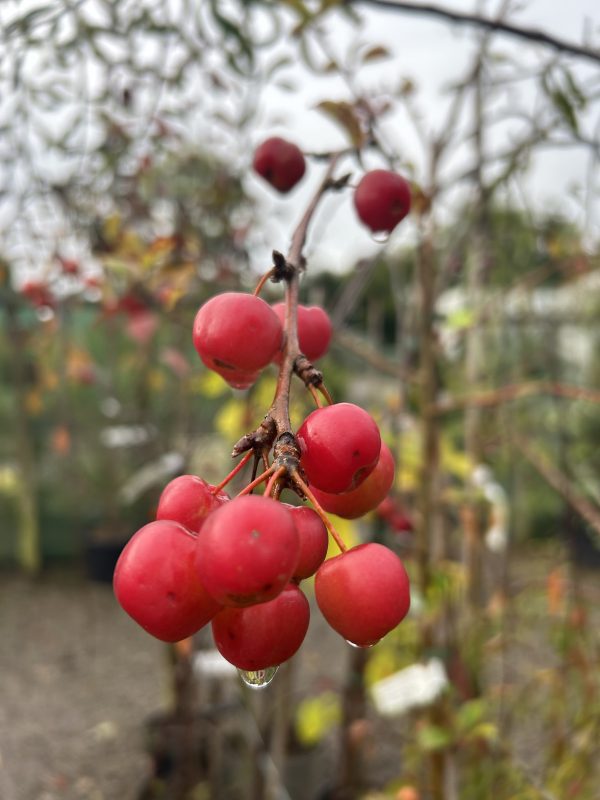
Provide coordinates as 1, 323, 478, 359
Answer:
84, 540, 127, 583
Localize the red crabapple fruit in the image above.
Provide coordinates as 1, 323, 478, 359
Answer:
212, 583, 310, 671
354, 170, 411, 234
192, 293, 283, 388
297, 403, 381, 494
271, 303, 333, 362
113, 520, 221, 642
310, 442, 395, 519
195, 495, 299, 607
156, 475, 228, 532
253, 137, 306, 193
315, 542, 410, 647
287, 505, 329, 580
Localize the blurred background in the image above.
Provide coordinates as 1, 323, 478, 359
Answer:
0, 1, 598, 799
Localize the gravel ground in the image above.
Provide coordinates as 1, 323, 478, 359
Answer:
0, 570, 165, 800
0, 569, 348, 800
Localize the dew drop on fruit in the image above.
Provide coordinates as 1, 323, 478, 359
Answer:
345, 639, 380, 649
238, 666, 279, 689
370, 231, 391, 245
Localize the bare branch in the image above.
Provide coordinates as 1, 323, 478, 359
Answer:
516, 439, 600, 543
351, 1, 600, 65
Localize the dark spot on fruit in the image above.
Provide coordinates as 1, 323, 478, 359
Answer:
352, 449, 360, 457
351, 466, 369, 488
213, 358, 236, 370
166, 592, 177, 606
262, 583, 272, 592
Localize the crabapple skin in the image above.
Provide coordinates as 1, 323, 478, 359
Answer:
271, 303, 333, 362
354, 170, 411, 234
253, 137, 306, 193
297, 403, 381, 494
287, 505, 329, 580
195, 495, 300, 607
310, 442, 395, 519
156, 475, 228, 532
192, 293, 283, 382
113, 520, 222, 643
315, 542, 410, 647
211, 583, 310, 671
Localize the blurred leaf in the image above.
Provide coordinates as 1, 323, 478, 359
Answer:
446, 307, 475, 331
551, 89, 578, 133
417, 723, 453, 751
316, 100, 366, 148
455, 698, 486, 733
196, 371, 230, 399
215, 397, 247, 439
362, 45, 391, 63
468, 722, 498, 743
295, 692, 341, 747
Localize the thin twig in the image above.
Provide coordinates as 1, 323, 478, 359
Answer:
353, 1, 600, 65
516, 439, 600, 543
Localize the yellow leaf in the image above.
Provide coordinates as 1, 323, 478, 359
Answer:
215, 398, 247, 439
324, 515, 361, 557
102, 214, 122, 245
195, 370, 230, 398
295, 692, 341, 747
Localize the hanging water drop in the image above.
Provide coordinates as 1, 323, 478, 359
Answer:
370, 230, 390, 245
345, 639, 380, 649
238, 666, 279, 689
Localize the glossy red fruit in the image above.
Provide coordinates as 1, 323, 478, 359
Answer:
192, 293, 283, 388
253, 137, 306, 193
114, 520, 221, 642
287, 505, 329, 580
195, 495, 299, 607
156, 475, 228, 532
297, 403, 381, 494
271, 303, 333, 362
315, 542, 410, 647
212, 583, 310, 671
310, 442, 395, 519
354, 170, 411, 234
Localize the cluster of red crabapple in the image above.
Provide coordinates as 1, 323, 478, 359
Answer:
114, 136, 412, 678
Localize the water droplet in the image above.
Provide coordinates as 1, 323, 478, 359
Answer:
238, 666, 278, 689
370, 231, 390, 245
345, 639, 380, 649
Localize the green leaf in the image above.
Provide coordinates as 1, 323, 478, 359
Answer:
455, 699, 487, 733
551, 89, 579, 133
417, 724, 454, 751
446, 307, 475, 330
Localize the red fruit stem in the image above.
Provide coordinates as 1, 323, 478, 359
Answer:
253, 267, 275, 297
264, 465, 286, 498
318, 382, 334, 406
308, 383, 323, 408
211, 449, 253, 494
236, 464, 276, 497
291, 471, 347, 553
